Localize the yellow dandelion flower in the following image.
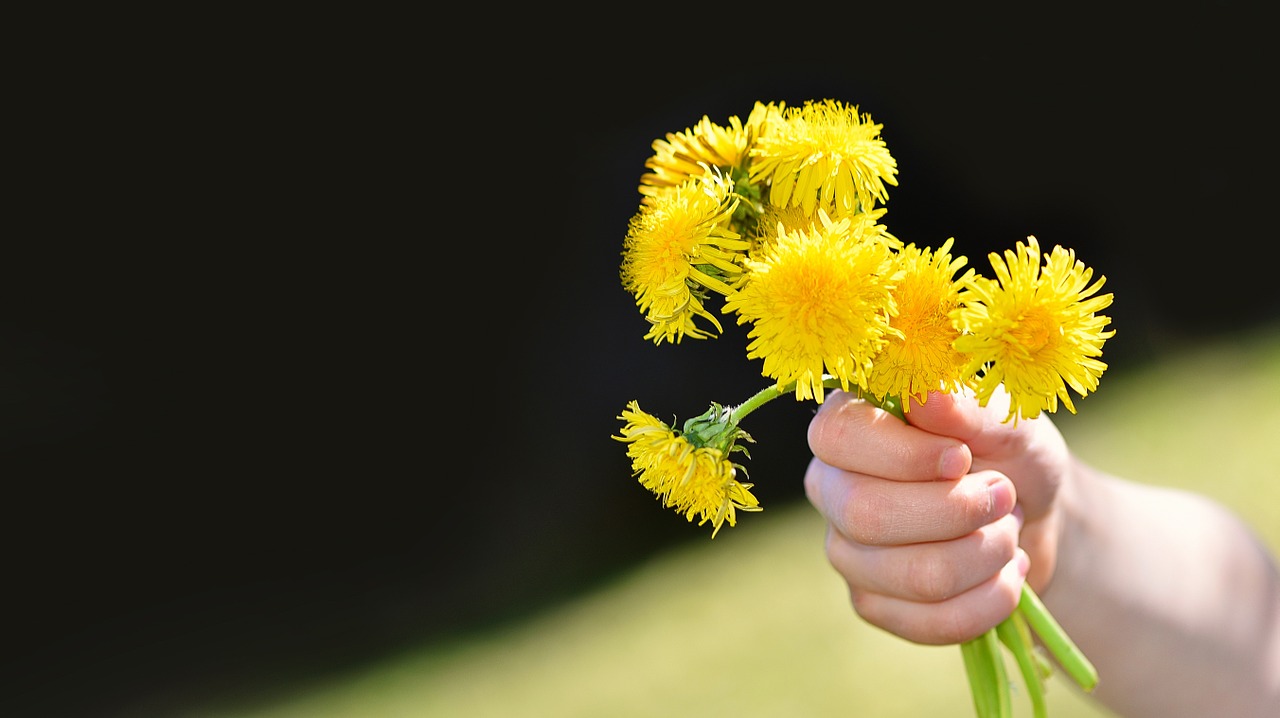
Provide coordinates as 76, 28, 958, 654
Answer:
748, 99, 898, 219
953, 236, 1115, 422
621, 172, 752, 344
614, 401, 761, 537
639, 101, 786, 205
867, 238, 974, 408
754, 204, 903, 256
844, 206, 904, 252
723, 210, 901, 403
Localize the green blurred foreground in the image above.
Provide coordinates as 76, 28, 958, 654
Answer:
218, 329, 1280, 718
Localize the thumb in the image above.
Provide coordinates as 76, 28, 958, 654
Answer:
905, 388, 1067, 520
901, 390, 987, 444
903, 388, 1031, 462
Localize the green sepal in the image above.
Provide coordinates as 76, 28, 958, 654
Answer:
681, 402, 755, 456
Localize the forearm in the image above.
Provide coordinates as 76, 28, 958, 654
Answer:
1039, 459, 1280, 717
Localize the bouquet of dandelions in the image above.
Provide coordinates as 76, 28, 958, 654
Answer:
613, 99, 1113, 718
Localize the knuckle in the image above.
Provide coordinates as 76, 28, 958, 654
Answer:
848, 587, 874, 621
903, 552, 955, 601
844, 488, 893, 545
899, 440, 936, 476
805, 410, 830, 456
937, 607, 982, 645
802, 459, 822, 505
996, 521, 1020, 558
963, 482, 998, 528
823, 525, 843, 560
807, 400, 853, 457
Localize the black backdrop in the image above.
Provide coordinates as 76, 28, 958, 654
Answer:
6, 16, 1278, 717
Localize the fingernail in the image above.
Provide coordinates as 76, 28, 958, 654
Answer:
938, 445, 969, 479
1015, 549, 1031, 578
1011, 504, 1025, 531
987, 477, 1015, 517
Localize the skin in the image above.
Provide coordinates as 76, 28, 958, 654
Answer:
803, 388, 1280, 718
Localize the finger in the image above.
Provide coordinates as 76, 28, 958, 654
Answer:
906, 388, 1067, 513
907, 388, 1048, 465
827, 510, 1023, 602
807, 462, 1016, 546
849, 548, 1031, 645
808, 390, 972, 482
902, 390, 986, 443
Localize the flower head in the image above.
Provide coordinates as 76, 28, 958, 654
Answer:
748, 99, 898, 220
639, 101, 785, 206
755, 204, 903, 256
621, 171, 751, 344
614, 401, 761, 537
867, 238, 974, 408
723, 209, 901, 403
952, 236, 1115, 422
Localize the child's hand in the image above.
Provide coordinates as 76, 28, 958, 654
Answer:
803, 388, 1070, 644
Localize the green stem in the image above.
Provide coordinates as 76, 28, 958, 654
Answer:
1018, 584, 1098, 693
726, 376, 889, 425
960, 628, 1011, 718
726, 383, 792, 425
996, 612, 1048, 718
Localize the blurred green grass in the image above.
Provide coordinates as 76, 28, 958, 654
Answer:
211, 328, 1280, 718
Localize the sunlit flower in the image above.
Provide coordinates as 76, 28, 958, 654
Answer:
952, 236, 1115, 422
723, 210, 901, 403
748, 99, 898, 219
754, 204, 903, 255
621, 171, 751, 344
639, 101, 785, 206
867, 238, 974, 408
614, 401, 761, 537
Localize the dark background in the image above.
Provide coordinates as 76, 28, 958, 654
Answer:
6, 15, 1278, 717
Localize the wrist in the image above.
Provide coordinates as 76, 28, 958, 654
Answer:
1035, 454, 1105, 612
